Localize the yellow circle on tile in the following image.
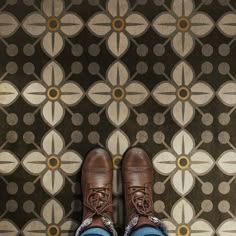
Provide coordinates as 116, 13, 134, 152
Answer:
177, 155, 190, 170
112, 87, 125, 101
47, 156, 61, 170
113, 155, 122, 169
47, 224, 60, 236
177, 86, 190, 101
47, 87, 61, 101
112, 17, 125, 31
47, 17, 60, 32
177, 224, 190, 236
177, 17, 190, 32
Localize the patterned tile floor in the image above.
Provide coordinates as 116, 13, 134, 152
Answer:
0, 0, 236, 235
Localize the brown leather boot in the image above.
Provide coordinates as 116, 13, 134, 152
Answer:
122, 147, 167, 236
75, 148, 117, 236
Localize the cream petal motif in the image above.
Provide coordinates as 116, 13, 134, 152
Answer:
60, 13, 84, 36
0, 82, 19, 106
107, 0, 129, 17
172, 0, 194, 17
217, 150, 236, 175
60, 82, 84, 105
107, 100, 129, 126
60, 151, 82, 175
0, 220, 18, 236
42, 61, 64, 86
125, 14, 149, 36
172, 130, 194, 156
87, 82, 112, 105
87, 13, 111, 36
217, 82, 236, 106
172, 169, 194, 195
22, 82, 46, 105
42, 199, 64, 224
172, 31, 194, 57
172, 100, 194, 126
217, 219, 236, 236
107, 61, 129, 86
42, 101, 64, 126
191, 82, 214, 106
42, 0, 64, 17
191, 220, 214, 236
217, 13, 236, 37
42, 130, 64, 155
0, 151, 19, 175
42, 169, 64, 195
152, 151, 176, 175
152, 13, 177, 36
107, 31, 129, 57
172, 199, 194, 225
22, 220, 46, 236
60, 220, 78, 232
125, 82, 149, 106
190, 13, 214, 37
172, 61, 194, 86
107, 129, 130, 155
152, 82, 176, 105
22, 13, 46, 37
42, 32, 64, 57
22, 151, 47, 175
0, 13, 19, 37
162, 220, 176, 236
190, 151, 214, 175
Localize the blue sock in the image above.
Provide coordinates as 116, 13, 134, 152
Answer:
131, 226, 166, 236
80, 227, 111, 236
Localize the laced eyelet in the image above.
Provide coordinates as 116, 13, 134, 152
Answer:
129, 185, 153, 216
85, 187, 112, 216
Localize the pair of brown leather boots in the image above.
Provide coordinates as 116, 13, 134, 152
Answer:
75, 147, 166, 236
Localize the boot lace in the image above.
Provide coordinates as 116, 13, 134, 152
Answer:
85, 186, 112, 217
129, 185, 153, 216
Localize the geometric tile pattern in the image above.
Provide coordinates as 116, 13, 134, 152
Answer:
1, 0, 236, 235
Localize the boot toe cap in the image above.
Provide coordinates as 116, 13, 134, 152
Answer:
122, 147, 151, 169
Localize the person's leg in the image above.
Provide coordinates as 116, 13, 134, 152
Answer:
74, 149, 117, 236
122, 147, 167, 236
80, 227, 111, 236
130, 226, 166, 236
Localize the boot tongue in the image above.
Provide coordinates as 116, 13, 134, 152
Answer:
135, 191, 145, 207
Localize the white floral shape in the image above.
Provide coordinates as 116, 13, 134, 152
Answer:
0, 82, 19, 106
42, 199, 63, 224
217, 150, 236, 175
106, 129, 130, 195
0, 220, 19, 236
22, 61, 84, 127
107, 129, 130, 157
217, 13, 236, 37
0, 13, 19, 37
87, 0, 149, 57
152, 0, 214, 57
217, 219, 236, 236
22, 0, 84, 57
87, 61, 149, 126
42, 128, 64, 155
0, 151, 19, 175
153, 130, 214, 195
22, 199, 78, 236
163, 199, 214, 236
152, 61, 214, 127
217, 81, 236, 107
42, 0, 64, 17
22, 130, 82, 195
